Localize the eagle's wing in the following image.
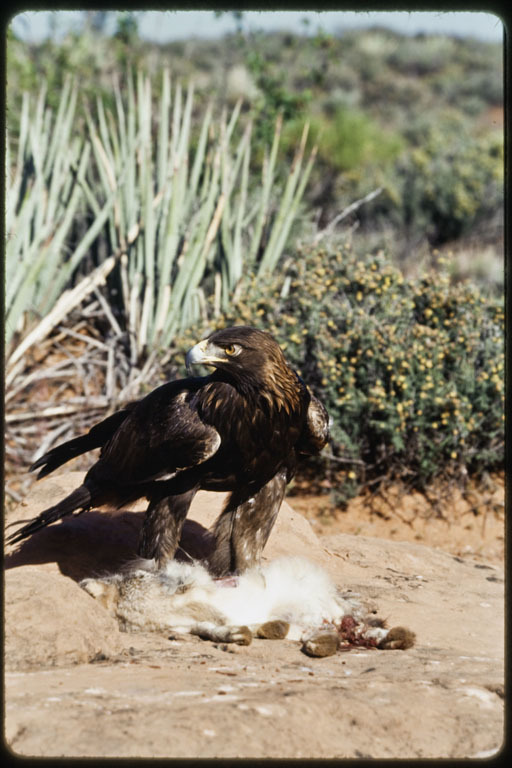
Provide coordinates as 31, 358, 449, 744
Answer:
94, 382, 221, 487
7, 382, 221, 548
296, 389, 330, 455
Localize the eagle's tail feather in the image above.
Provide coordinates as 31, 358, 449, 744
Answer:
6, 485, 92, 546
30, 409, 131, 479
30, 436, 97, 479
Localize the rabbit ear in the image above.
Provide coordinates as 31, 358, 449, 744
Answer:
81, 579, 120, 613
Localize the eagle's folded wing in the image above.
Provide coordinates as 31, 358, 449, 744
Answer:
96, 386, 221, 486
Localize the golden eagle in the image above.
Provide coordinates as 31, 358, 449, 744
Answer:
7, 326, 329, 576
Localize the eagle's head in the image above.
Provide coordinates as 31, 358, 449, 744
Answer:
186, 326, 303, 408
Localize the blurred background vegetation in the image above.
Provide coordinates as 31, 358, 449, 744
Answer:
5, 11, 504, 511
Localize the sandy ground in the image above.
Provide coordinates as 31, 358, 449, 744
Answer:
290, 472, 505, 564
4, 472, 505, 759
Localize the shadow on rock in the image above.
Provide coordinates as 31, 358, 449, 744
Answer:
5, 509, 215, 581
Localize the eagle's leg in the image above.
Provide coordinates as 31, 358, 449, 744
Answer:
138, 489, 197, 568
208, 468, 288, 577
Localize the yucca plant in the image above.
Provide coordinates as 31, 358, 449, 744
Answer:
87, 68, 317, 360
6, 69, 316, 385
5, 77, 123, 382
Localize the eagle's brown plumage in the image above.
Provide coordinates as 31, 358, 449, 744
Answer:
7, 326, 330, 576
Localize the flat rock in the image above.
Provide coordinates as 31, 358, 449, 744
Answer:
5, 567, 123, 670
4, 472, 328, 672
4, 471, 505, 759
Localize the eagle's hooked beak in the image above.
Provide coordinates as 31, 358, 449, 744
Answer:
186, 339, 226, 374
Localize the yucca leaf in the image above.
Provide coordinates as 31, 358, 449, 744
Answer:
258, 122, 310, 275
248, 112, 282, 265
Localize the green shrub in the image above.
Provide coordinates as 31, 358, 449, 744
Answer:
386, 34, 456, 76
282, 106, 403, 176
244, 47, 310, 146
175, 245, 504, 503
396, 122, 503, 246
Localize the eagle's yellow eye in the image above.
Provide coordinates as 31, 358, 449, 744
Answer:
225, 344, 236, 355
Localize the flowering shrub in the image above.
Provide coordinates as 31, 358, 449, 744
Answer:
175, 245, 504, 502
